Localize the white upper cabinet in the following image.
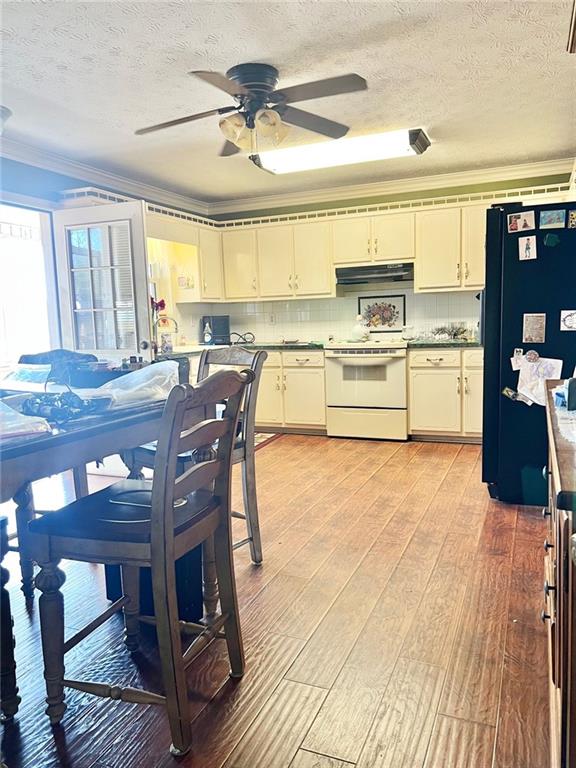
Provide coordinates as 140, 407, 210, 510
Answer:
222, 229, 258, 299
257, 226, 294, 297
461, 205, 487, 289
371, 212, 415, 262
293, 222, 333, 296
332, 218, 371, 264
415, 208, 462, 291
198, 228, 224, 300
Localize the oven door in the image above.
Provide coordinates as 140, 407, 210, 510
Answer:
325, 354, 407, 409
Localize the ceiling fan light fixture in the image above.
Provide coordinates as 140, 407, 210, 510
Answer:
254, 108, 290, 145
218, 112, 251, 148
254, 128, 431, 174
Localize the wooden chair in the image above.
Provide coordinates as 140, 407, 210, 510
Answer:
121, 347, 267, 564
26, 368, 253, 757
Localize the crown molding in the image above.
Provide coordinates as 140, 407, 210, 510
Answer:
1, 137, 573, 219
208, 158, 575, 215
0, 137, 211, 216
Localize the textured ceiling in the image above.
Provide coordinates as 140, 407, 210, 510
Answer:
2, 0, 575, 203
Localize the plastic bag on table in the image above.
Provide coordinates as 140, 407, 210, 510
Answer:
92, 360, 179, 410
0, 400, 52, 441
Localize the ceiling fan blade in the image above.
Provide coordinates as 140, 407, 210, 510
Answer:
219, 140, 241, 157
189, 70, 250, 97
135, 106, 237, 135
270, 73, 367, 104
277, 105, 349, 139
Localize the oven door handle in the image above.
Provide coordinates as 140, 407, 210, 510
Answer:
327, 355, 404, 367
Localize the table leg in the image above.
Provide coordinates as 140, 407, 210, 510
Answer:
13, 484, 35, 598
1, 518, 21, 721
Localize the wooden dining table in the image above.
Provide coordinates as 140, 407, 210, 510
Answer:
0, 400, 204, 719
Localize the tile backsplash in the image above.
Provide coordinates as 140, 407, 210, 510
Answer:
177, 288, 481, 344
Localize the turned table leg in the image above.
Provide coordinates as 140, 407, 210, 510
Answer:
0, 517, 21, 721
13, 483, 35, 598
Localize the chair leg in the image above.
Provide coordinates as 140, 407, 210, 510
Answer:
121, 566, 140, 652
35, 560, 67, 724
151, 561, 192, 756
241, 453, 263, 565
214, 524, 245, 679
201, 536, 219, 624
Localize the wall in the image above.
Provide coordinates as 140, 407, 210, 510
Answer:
176, 288, 481, 345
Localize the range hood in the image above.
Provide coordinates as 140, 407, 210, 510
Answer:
336, 262, 414, 291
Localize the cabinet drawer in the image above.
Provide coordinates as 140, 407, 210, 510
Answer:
282, 350, 324, 367
463, 349, 484, 369
409, 350, 461, 368
261, 351, 282, 367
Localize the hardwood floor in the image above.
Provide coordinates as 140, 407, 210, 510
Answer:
1, 436, 550, 768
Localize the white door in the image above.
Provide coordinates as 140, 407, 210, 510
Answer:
371, 212, 415, 262
257, 226, 294, 297
409, 369, 462, 432
331, 218, 371, 264
255, 367, 284, 424
199, 228, 224, 299
283, 368, 326, 425
461, 205, 487, 288
293, 222, 333, 296
415, 208, 461, 291
222, 230, 258, 299
463, 368, 483, 433
53, 201, 153, 361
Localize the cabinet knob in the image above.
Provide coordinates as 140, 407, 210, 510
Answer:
540, 609, 551, 623
543, 580, 556, 596
465, 262, 470, 280
457, 376, 461, 395
544, 538, 554, 551
464, 376, 469, 394
457, 262, 461, 281
367, 238, 371, 255
252, 278, 257, 290
374, 238, 378, 255
425, 357, 444, 363
542, 507, 551, 518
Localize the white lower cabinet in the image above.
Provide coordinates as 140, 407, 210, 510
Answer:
409, 369, 462, 433
283, 368, 326, 425
409, 348, 483, 437
255, 351, 326, 428
256, 366, 284, 425
463, 369, 483, 434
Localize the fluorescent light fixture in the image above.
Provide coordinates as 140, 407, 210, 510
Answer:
252, 128, 430, 174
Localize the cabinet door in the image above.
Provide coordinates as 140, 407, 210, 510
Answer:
461, 205, 487, 288
463, 368, 483, 434
199, 228, 223, 299
332, 218, 371, 264
255, 367, 284, 424
409, 369, 461, 432
293, 222, 333, 296
257, 226, 294, 297
415, 208, 461, 291
222, 230, 258, 299
170, 241, 201, 303
283, 368, 326, 425
371, 212, 415, 262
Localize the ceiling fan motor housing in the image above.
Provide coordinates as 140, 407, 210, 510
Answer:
226, 63, 280, 126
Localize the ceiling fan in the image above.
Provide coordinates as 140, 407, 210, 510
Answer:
135, 63, 367, 158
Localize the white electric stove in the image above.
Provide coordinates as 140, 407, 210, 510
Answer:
324, 337, 408, 440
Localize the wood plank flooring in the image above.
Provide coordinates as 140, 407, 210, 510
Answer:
1, 436, 550, 768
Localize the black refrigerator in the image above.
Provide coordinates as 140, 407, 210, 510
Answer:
482, 201, 576, 506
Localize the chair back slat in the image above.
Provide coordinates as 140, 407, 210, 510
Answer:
177, 419, 229, 457
174, 459, 222, 499
197, 347, 267, 450
150, 369, 253, 565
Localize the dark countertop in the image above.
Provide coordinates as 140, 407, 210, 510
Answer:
407, 340, 483, 348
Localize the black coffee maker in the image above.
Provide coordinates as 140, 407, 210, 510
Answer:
200, 315, 230, 345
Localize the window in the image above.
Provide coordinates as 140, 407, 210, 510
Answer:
67, 222, 136, 351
